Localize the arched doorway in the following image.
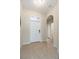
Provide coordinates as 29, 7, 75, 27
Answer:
47, 15, 54, 41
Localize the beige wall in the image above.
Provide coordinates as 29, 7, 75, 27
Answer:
20, 9, 47, 46
45, 3, 59, 49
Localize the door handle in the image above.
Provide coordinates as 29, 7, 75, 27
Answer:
38, 30, 40, 33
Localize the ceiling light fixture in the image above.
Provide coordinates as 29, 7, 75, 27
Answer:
34, 0, 45, 6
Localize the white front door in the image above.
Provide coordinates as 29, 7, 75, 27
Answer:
30, 16, 41, 42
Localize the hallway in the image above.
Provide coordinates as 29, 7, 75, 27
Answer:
20, 0, 59, 59
21, 41, 58, 59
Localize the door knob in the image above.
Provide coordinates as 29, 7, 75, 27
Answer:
39, 30, 40, 33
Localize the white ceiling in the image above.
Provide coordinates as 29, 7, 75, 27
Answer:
21, 0, 57, 14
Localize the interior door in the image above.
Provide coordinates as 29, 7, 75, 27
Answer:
30, 16, 41, 42
48, 24, 51, 39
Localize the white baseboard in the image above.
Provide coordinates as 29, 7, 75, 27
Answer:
23, 41, 31, 45
22, 40, 47, 45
